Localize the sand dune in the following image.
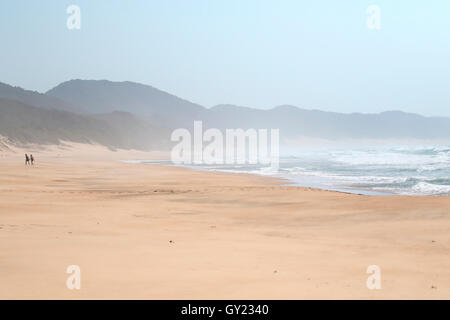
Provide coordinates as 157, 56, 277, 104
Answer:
0, 144, 449, 299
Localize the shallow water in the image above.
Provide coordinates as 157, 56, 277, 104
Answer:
132, 145, 450, 196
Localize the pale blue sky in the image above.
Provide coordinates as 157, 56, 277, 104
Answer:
0, 0, 449, 116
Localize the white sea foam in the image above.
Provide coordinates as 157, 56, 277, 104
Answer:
411, 182, 450, 195
134, 145, 450, 195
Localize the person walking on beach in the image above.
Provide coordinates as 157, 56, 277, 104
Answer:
30, 154, 34, 165
25, 154, 30, 165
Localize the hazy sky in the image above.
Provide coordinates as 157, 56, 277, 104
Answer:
0, 0, 449, 116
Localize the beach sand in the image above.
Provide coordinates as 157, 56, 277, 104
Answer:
0, 143, 449, 299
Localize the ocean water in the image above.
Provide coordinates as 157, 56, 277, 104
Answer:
133, 146, 450, 196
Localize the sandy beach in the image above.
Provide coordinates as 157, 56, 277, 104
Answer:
0, 144, 449, 299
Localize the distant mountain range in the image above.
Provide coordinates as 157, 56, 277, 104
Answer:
46, 80, 206, 128
0, 82, 83, 113
1, 79, 450, 150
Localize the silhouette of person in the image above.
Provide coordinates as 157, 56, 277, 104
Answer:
30, 154, 34, 165
25, 154, 30, 165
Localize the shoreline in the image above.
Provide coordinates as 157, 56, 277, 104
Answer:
130, 160, 409, 197
1, 144, 450, 299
